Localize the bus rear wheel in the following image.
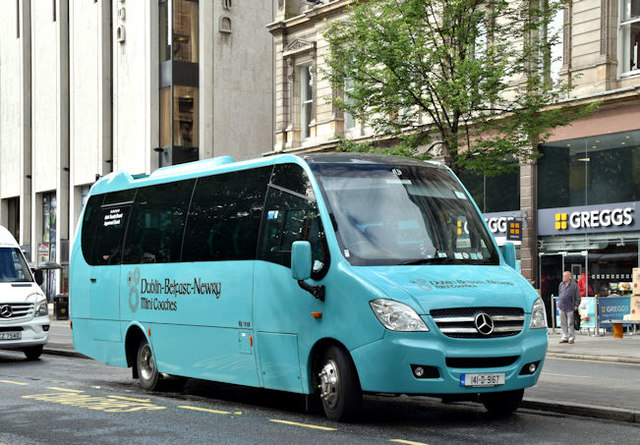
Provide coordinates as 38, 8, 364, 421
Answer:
136, 340, 160, 391
317, 345, 361, 421
480, 389, 524, 416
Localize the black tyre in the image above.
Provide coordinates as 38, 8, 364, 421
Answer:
317, 345, 362, 421
23, 345, 44, 361
136, 339, 161, 390
480, 389, 524, 416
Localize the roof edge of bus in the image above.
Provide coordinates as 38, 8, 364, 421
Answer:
150, 156, 237, 178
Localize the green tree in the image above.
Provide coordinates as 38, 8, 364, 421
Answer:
324, 0, 598, 176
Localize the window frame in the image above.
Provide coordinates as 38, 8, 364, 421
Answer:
619, 0, 640, 77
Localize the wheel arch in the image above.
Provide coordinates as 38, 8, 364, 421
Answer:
124, 322, 148, 379
307, 338, 361, 393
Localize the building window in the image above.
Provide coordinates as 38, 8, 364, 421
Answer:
344, 78, 356, 131
300, 65, 313, 139
174, 85, 199, 149
2, 198, 20, 241
159, 0, 199, 166
620, 0, 640, 75
547, 5, 564, 85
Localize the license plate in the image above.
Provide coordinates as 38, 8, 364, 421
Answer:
0, 332, 22, 340
460, 372, 505, 387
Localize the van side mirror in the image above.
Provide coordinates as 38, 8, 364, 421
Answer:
33, 269, 44, 286
501, 242, 517, 269
291, 241, 324, 301
291, 241, 312, 281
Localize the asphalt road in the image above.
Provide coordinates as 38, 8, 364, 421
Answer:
1, 351, 638, 445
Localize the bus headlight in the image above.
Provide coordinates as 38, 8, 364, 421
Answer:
35, 298, 49, 317
529, 298, 547, 329
370, 299, 429, 332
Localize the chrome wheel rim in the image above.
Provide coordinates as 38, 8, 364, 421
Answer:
318, 359, 340, 409
139, 344, 155, 382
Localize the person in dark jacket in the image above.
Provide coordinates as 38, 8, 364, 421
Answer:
558, 271, 581, 344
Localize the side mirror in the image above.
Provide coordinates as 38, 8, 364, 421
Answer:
291, 241, 312, 281
501, 242, 517, 269
33, 269, 44, 286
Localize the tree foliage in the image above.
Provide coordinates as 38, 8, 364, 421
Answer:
324, 0, 598, 175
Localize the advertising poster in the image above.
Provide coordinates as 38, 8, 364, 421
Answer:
599, 297, 631, 327
578, 297, 597, 328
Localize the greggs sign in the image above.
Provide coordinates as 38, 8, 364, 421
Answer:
539, 202, 639, 236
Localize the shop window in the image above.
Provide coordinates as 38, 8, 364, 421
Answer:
460, 167, 520, 213
538, 130, 640, 208
620, 0, 640, 75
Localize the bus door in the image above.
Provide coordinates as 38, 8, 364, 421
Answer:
82, 196, 133, 342
254, 164, 329, 393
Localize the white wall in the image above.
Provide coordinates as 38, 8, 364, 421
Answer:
112, 0, 157, 175
211, 0, 274, 160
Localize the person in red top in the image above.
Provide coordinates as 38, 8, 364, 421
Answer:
578, 273, 594, 297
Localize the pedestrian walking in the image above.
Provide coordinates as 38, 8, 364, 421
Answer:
558, 271, 581, 344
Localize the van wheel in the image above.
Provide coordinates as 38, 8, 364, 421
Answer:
136, 340, 160, 390
480, 389, 524, 416
23, 345, 44, 361
317, 345, 361, 421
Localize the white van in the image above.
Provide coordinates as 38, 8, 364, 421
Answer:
0, 225, 49, 360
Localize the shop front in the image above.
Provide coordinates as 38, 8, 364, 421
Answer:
537, 129, 640, 323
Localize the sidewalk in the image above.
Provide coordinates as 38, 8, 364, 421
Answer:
44, 309, 640, 422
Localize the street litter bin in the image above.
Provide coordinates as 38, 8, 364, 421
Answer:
53, 294, 69, 320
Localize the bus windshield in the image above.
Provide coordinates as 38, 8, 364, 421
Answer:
312, 161, 499, 266
0, 247, 33, 283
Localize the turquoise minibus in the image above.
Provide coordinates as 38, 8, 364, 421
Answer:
70, 153, 547, 421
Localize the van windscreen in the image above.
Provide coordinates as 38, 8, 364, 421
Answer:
312, 162, 499, 266
0, 247, 33, 282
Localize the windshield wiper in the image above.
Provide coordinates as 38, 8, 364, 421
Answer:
400, 257, 455, 266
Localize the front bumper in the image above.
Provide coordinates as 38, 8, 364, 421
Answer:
350, 327, 547, 395
0, 317, 49, 349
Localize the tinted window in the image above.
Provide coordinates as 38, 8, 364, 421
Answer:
258, 164, 328, 277
182, 167, 271, 262
81, 194, 131, 265
122, 180, 195, 264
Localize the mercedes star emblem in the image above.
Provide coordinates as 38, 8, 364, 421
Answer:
0, 305, 13, 318
474, 312, 494, 336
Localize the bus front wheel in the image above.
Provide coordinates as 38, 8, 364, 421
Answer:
317, 345, 362, 421
136, 340, 160, 391
480, 389, 524, 416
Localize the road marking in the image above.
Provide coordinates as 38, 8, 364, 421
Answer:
390, 439, 430, 445
269, 419, 337, 431
47, 387, 84, 392
109, 395, 151, 403
178, 405, 234, 415
0, 380, 28, 386
23, 390, 166, 412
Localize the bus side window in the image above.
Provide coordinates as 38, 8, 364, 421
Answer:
182, 167, 271, 262
81, 194, 131, 266
122, 180, 194, 264
258, 164, 328, 278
